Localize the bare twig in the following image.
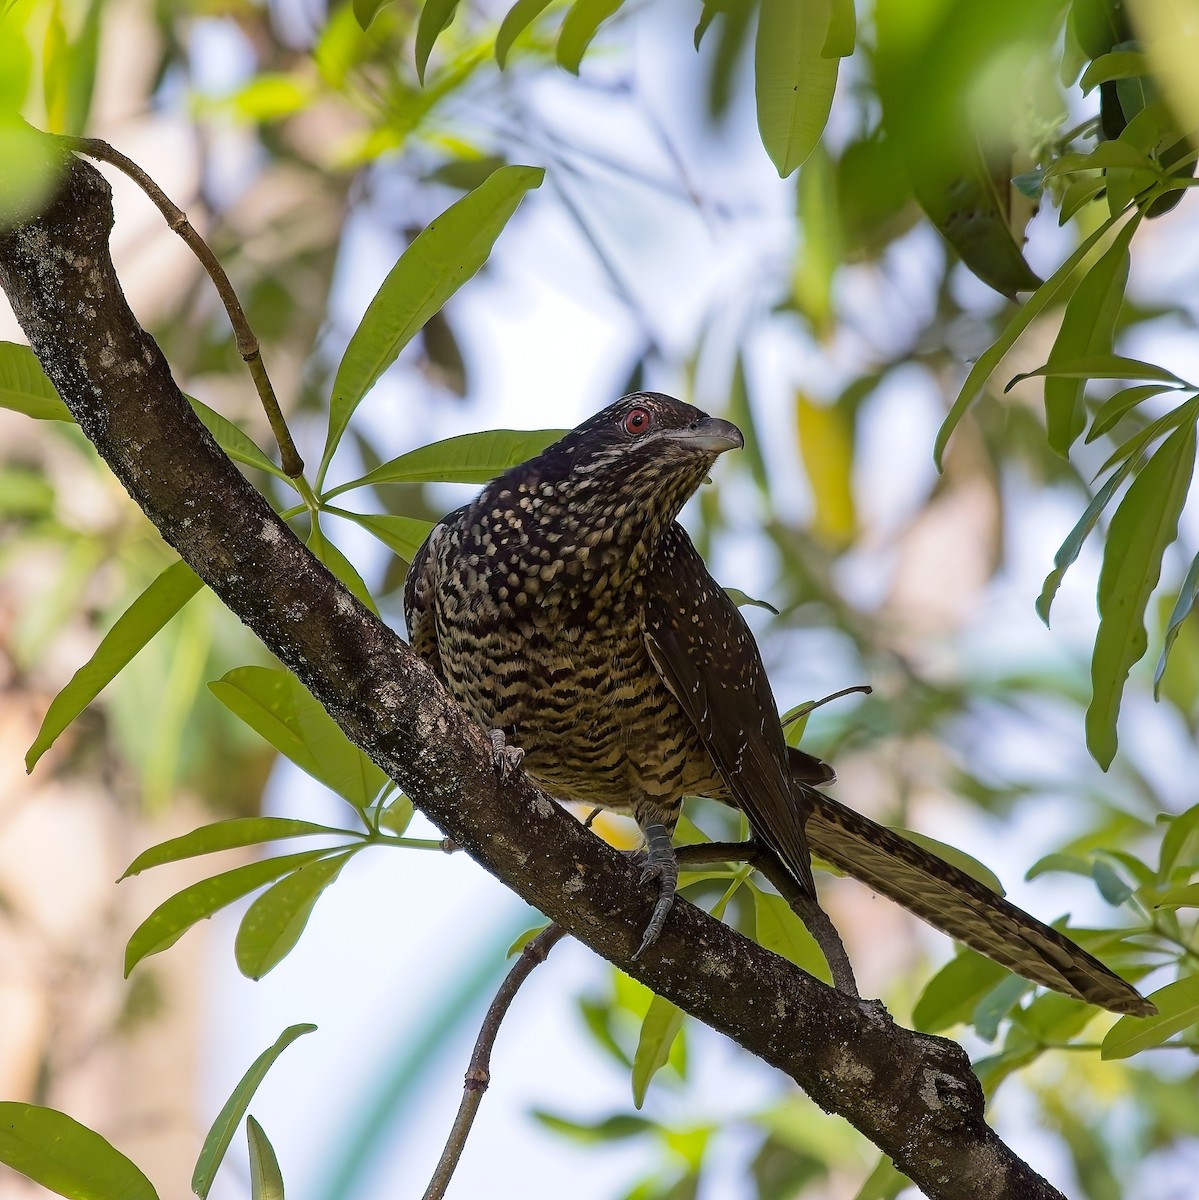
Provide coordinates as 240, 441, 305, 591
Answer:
676, 841, 859, 996
55, 134, 304, 479
422, 925, 568, 1200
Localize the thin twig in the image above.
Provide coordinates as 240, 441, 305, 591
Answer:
781, 684, 873, 728
676, 841, 859, 997
421, 924, 568, 1200
55, 134, 304, 479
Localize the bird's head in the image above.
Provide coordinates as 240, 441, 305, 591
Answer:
548, 392, 743, 503
485, 393, 743, 582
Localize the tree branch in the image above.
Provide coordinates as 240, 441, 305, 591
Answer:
422, 924, 568, 1200
0, 154, 1065, 1200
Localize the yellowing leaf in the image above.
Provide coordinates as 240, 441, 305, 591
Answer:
797, 393, 855, 546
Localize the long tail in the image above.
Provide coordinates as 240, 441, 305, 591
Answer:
788, 753, 1153, 1017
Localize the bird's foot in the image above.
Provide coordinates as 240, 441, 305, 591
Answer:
631, 824, 679, 959
488, 728, 525, 783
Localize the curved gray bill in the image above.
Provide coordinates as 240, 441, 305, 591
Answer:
667, 416, 744, 454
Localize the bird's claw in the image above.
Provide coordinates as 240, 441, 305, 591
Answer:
489, 728, 525, 783
631, 823, 679, 959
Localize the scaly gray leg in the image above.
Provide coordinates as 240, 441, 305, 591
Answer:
632, 823, 679, 959
488, 728, 525, 782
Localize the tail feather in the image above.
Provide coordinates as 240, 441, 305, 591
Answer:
786, 752, 1154, 1017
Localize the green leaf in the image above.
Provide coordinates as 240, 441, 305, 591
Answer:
324, 427, 565, 498
890, 829, 1004, 894
209, 666, 388, 809
971, 973, 1031, 1041
124, 851, 332, 976
1094, 396, 1199, 479
187, 397, 288, 482
192, 1023, 316, 1198
1087, 384, 1179, 444
415, 0, 462, 83
1092, 859, 1134, 905
507, 921, 551, 957
631, 995, 685, 1109
1080, 49, 1149, 94
723, 587, 779, 615
353, 0, 390, 29
556, 0, 623, 74
1157, 803, 1199, 880
1157, 882, 1199, 908
378, 793, 414, 835
1009, 353, 1191, 390
531, 1110, 655, 1142
0, 1102, 158, 1200
912, 950, 1010, 1033
307, 522, 378, 615
752, 889, 830, 982
1024, 851, 1093, 881
934, 210, 1125, 469
246, 1117, 285, 1200
320, 166, 545, 486
235, 851, 355, 979
1041, 213, 1139, 456
821, 0, 855, 57
1088, 421, 1197, 768
0, 340, 72, 420
122, 817, 347, 879
328, 510, 435, 561
1036, 460, 1134, 625
26, 559, 204, 772
754, 0, 837, 177
1102, 977, 1199, 1059
852, 1155, 909, 1200
1154, 550, 1199, 697
496, 0, 554, 67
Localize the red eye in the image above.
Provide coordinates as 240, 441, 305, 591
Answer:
624, 407, 652, 436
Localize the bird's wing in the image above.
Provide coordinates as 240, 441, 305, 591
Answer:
641, 523, 816, 895
403, 515, 457, 680
800, 781, 1154, 1015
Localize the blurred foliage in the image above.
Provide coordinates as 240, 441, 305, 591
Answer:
3, 0, 1199, 1196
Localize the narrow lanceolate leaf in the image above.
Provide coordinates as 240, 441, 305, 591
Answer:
1036, 459, 1135, 625
307, 523, 378, 615
912, 951, 1010, 1034
353, 0, 390, 29
209, 666, 388, 809
755, 0, 837, 177
234, 850, 356, 979
752, 888, 829, 981
1155, 549, 1199, 697
496, 0, 554, 67
0, 340, 72, 420
415, 0, 462, 83
26, 559, 203, 771
1087, 384, 1179, 444
1101, 976, 1199, 1059
1008, 354, 1192, 390
0, 1103, 158, 1200
187, 397, 288, 481
192, 1024, 317, 1198
1087, 422, 1197, 768
246, 1117, 285, 1200
1042, 214, 1139, 456
323, 428, 565, 498
934, 210, 1125, 470
331, 510, 435, 562
556, 0, 624, 74
320, 166, 544, 485
122, 817, 348, 879
124, 851, 333, 976
631, 995, 685, 1109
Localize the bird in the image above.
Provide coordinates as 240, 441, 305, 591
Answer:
404, 392, 1154, 1017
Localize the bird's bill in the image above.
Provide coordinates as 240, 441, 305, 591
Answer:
663, 416, 744, 454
